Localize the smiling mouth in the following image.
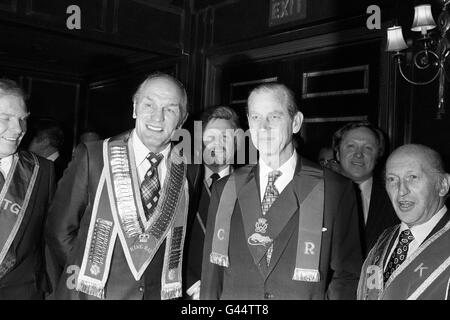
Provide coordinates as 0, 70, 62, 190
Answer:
351, 161, 365, 167
398, 200, 414, 211
2, 137, 19, 142
146, 124, 163, 132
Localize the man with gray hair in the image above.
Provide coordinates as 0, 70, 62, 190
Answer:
0, 79, 55, 299
201, 83, 362, 299
47, 73, 201, 299
358, 144, 450, 300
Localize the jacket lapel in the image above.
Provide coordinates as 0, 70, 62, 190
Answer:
237, 166, 267, 268
266, 157, 324, 278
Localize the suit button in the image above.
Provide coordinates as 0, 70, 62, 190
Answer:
264, 292, 274, 299
139, 286, 144, 292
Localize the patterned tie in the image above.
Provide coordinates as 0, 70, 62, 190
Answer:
140, 152, 164, 220
383, 229, 415, 283
209, 173, 220, 191
261, 170, 282, 266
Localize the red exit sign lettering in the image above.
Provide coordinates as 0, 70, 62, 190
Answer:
269, 0, 307, 26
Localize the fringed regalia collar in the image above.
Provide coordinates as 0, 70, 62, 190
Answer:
76, 134, 189, 299
0, 152, 39, 279
209, 159, 325, 282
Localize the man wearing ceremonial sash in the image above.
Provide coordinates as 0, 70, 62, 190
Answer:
358, 144, 450, 300
184, 106, 240, 299
201, 83, 363, 300
46, 73, 200, 300
0, 79, 55, 299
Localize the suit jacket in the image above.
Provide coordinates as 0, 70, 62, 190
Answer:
0, 151, 55, 300
183, 165, 233, 295
356, 180, 399, 257
201, 155, 363, 300
358, 210, 450, 300
183, 165, 207, 294
53, 153, 69, 181
45, 131, 201, 300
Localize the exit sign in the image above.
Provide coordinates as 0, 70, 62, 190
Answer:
269, 0, 307, 26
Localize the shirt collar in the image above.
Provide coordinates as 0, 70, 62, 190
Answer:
400, 205, 448, 245
0, 154, 13, 176
204, 165, 232, 180
259, 151, 297, 179
358, 177, 373, 198
132, 130, 170, 166
47, 151, 60, 162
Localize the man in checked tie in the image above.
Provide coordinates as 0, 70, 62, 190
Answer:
47, 73, 201, 300
358, 144, 450, 300
201, 83, 362, 300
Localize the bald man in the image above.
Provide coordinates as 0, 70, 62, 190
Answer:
358, 144, 450, 300
47, 73, 201, 300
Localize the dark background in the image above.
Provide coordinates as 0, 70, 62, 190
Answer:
0, 0, 448, 168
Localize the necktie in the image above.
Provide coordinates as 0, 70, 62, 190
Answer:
261, 170, 282, 266
383, 229, 415, 283
140, 152, 164, 220
209, 173, 220, 191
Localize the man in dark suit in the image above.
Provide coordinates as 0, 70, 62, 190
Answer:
28, 118, 68, 181
201, 83, 362, 300
333, 122, 399, 257
358, 144, 450, 300
0, 79, 55, 299
46, 73, 200, 300
184, 106, 240, 299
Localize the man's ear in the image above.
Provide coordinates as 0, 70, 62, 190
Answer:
292, 111, 303, 134
132, 102, 137, 119
336, 149, 341, 162
178, 112, 188, 129
438, 173, 450, 197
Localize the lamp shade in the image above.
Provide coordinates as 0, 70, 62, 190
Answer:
386, 26, 408, 52
411, 4, 436, 34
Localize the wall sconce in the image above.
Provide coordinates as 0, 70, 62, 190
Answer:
386, 2, 450, 119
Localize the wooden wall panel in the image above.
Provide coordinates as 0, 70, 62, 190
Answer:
25, 0, 108, 32
114, 0, 181, 47
0, 0, 17, 12
26, 77, 80, 156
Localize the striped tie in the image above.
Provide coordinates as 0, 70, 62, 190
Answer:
261, 170, 281, 266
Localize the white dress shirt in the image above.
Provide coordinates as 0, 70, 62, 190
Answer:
132, 130, 170, 186
204, 165, 232, 189
0, 155, 13, 179
259, 151, 297, 200
384, 206, 447, 271
47, 151, 60, 162
358, 177, 373, 225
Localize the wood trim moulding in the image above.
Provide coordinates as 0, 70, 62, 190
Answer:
303, 116, 368, 123
302, 65, 369, 99
207, 24, 386, 66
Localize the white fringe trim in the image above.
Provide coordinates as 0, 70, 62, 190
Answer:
210, 252, 229, 267
293, 268, 320, 282
161, 283, 182, 300
76, 280, 105, 299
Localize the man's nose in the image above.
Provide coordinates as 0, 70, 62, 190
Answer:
398, 180, 410, 197
151, 107, 164, 122
354, 147, 364, 158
